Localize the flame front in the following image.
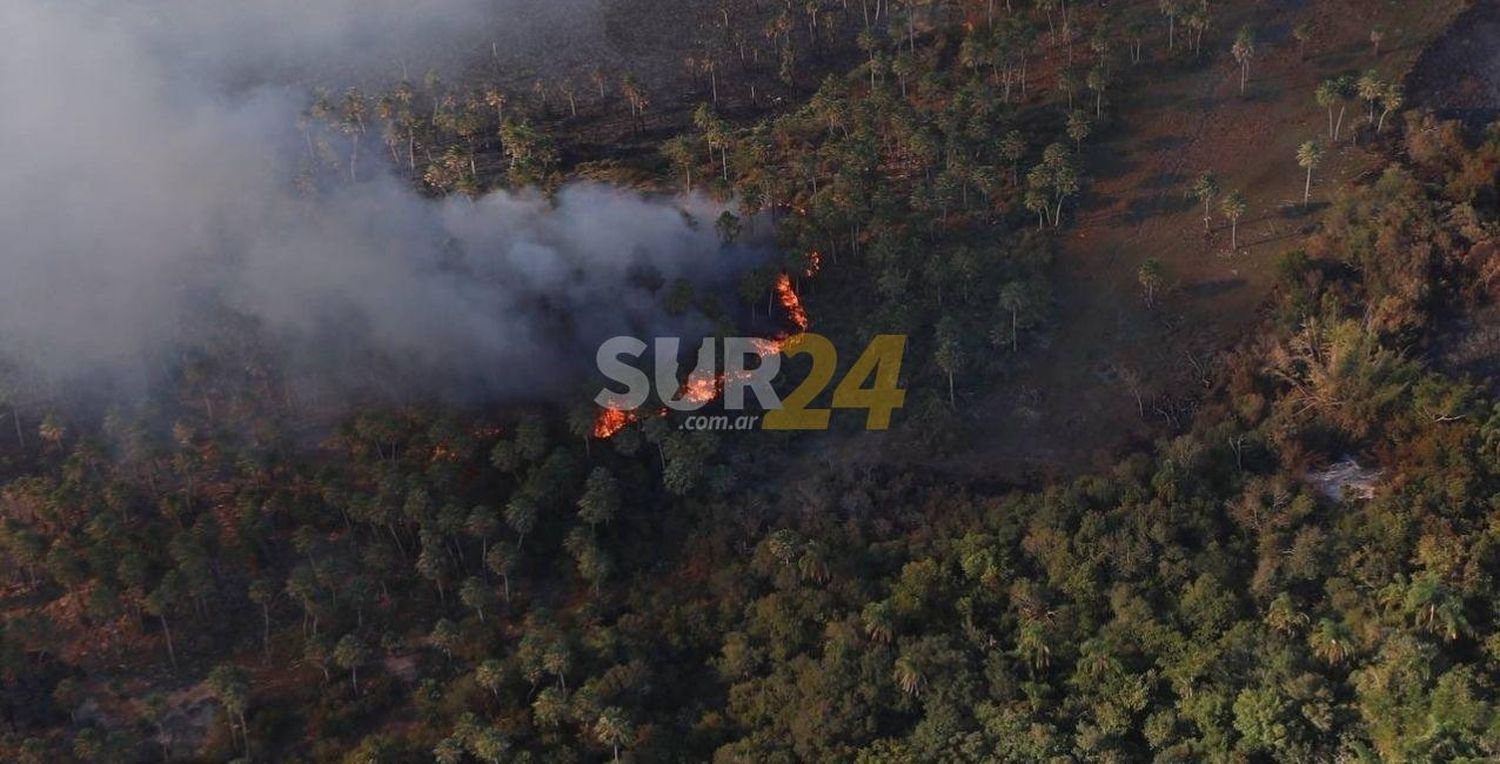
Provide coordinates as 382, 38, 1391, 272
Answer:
591, 338, 787, 439
592, 407, 638, 439
776, 273, 809, 331
592, 285, 806, 440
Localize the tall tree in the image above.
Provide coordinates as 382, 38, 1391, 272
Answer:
1357, 70, 1385, 127
1220, 190, 1247, 250
1231, 27, 1256, 95
1159, 0, 1181, 50
934, 318, 963, 407
1138, 257, 1164, 307
333, 633, 370, 693
1066, 110, 1092, 151
577, 467, 620, 528
206, 664, 250, 754
1293, 22, 1312, 59
1086, 65, 1111, 118
1377, 84, 1403, 133
1000, 130, 1027, 184
997, 281, 1031, 352
1297, 141, 1323, 206
594, 707, 635, 763
1192, 172, 1220, 232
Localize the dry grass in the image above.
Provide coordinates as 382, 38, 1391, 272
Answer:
957, 0, 1470, 479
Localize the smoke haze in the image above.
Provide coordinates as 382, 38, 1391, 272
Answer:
0, 0, 748, 400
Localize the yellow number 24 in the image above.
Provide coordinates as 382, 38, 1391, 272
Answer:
762, 333, 907, 431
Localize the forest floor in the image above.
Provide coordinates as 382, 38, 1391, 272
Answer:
952, 0, 1471, 481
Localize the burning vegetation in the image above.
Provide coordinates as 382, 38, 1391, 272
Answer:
591, 269, 810, 439
775, 272, 810, 332
591, 406, 640, 439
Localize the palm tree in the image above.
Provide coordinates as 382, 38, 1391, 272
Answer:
1404, 574, 1471, 642
893, 654, 926, 696
1297, 141, 1323, 206
1066, 110, 1092, 150
459, 577, 494, 623
1125, 18, 1148, 64
1308, 618, 1353, 664
1357, 70, 1384, 127
620, 73, 649, 132
543, 642, 573, 690
1159, 0, 1181, 50
1264, 593, 1309, 635
1377, 84, 1404, 133
1331, 76, 1354, 140
248, 579, 275, 659
333, 634, 370, 693
339, 88, 368, 182
1293, 22, 1312, 59
1055, 68, 1079, 111
1086, 65, 1111, 118
593, 707, 634, 763
1184, 7, 1209, 57
505, 495, 538, 549
797, 542, 831, 584
1220, 190, 1247, 250
1000, 130, 1027, 184
1016, 619, 1052, 672
997, 282, 1030, 351
474, 660, 505, 698
532, 687, 568, 729
693, 103, 732, 181
1315, 80, 1341, 139
661, 136, 697, 191
857, 28, 881, 87
1138, 258, 1164, 307
145, 572, 183, 671
1025, 190, 1049, 229
863, 601, 895, 643
1192, 172, 1219, 232
485, 544, 516, 601
1042, 144, 1080, 226
1037, 0, 1059, 36
934, 318, 963, 407
577, 467, 620, 527
891, 52, 915, 99
1232, 27, 1256, 95
206, 665, 250, 754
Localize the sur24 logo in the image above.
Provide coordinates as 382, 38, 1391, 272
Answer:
595, 333, 908, 430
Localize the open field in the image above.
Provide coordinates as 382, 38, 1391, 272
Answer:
956, 0, 1470, 479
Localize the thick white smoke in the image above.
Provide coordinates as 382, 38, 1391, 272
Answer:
0, 0, 749, 400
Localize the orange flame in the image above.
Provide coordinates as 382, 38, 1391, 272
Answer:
804, 250, 822, 278
751, 336, 786, 355
592, 407, 638, 439
592, 337, 789, 439
672, 336, 785, 408
678, 372, 721, 405
776, 273, 809, 331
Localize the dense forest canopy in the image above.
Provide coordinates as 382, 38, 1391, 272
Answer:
0, 0, 1496, 762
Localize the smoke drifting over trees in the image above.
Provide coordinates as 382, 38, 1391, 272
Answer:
0, 0, 749, 399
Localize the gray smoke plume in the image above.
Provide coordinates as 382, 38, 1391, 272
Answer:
0, 0, 751, 401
